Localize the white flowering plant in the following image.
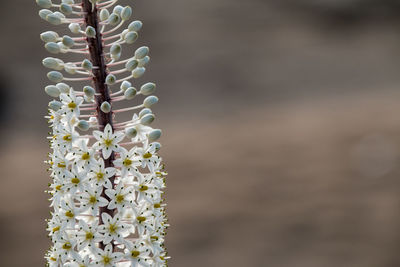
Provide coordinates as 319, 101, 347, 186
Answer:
37, 0, 169, 266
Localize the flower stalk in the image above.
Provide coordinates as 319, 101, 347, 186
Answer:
38, 0, 169, 266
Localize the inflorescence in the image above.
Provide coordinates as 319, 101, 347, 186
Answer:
37, 0, 169, 266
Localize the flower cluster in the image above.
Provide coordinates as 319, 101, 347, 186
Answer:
37, 0, 169, 266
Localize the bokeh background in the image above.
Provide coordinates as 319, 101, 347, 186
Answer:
2, 0, 400, 266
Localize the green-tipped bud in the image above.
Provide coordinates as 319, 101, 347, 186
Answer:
68, 23, 81, 34
143, 96, 158, 108
83, 86, 95, 97
124, 87, 137, 100
62, 35, 74, 48
137, 56, 150, 67
100, 9, 110, 21
135, 46, 149, 59
42, 57, 64, 70
152, 142, 161, 152
40, 31, 59, 43
56, 83, 70, 93
77, 120, 90, 131
125, 127, 137, 138
141, 113, 155, 125
139, 108, 152, 118
140, 82, 156, 95
148, 129, 162, 142
49, 100, 62, 111
100, 101, 111, 113
108, 13, 120, 26
121, 6, 132, 20
121, 81, 132, 91
105, 74, 116, 85
45, 42, 61, 54
110, 44, 121, 56
86, 26, 96, 38
124, 31, 138, 44
64, 63, 76, 74
45, 85, 61, 97
46, 13, 63, 25
39, 9, 52, 20
132, 67, 145, 78
60, 3, 73, 15
82, 59, 93, 71
36, 0, 52, 8
125, 59, 138, 71
128, 20, 143, 32
113, 5, 123, 16
47, 71, 63, 82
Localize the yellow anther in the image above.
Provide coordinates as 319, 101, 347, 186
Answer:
137, 216, 146, 223
123, 158, 132, 166
139, 185, 148, 192
52, 226, 60, 232
81, 152, 90, 160
65, 211, 74, 218
116, 194, 124, 203
57, 163, 66, 168
97, 172, 104, 180
89, 196, 97, 204
143, 152, 152, 159
154, 203, 161, 208
103, 256, 110, 264
68, 102, 76, 109
131, 250, 140, 257
71, 177, 80, 184
62, 242, 72, 250
55, 185, 62, 190
63, 134, 72, 141
85, 232, 94, 240
109, 224, 117, 233
104, 139, 113, 147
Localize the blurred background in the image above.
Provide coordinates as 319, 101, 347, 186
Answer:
2, 0, 400, 266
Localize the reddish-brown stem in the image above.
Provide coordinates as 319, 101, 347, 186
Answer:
82, 0, 115, 250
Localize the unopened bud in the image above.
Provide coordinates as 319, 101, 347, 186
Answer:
39, 9, 52, 20
45, 42, 60, 54
60, 3, 72, 15
77, 120, 90, 131
64, 63, 76, 74
46, 13, 63, 25
121, 6, 132, 20
36, 0, 52, 8
45, 85, 61, 97
100, 101, 111, 113
137, 56, 150, 67
135, 46, 149, 59
83, 86, 95, 97
124, 87, 137, 100
68, 23, 81, 34
42, 57, 64, 70
108, 13, 120, 26
128, 20, 143, 32
47, 71, 63, 82
105, 74, 116, 85
143, 96, 158, 108
139, 108, 152, 118
100, 9, 110, 21
140, 82, 156, 95
85, 26, 96, 38
40, 31, 59, 42
125, 127, 137, 138
49, 100, 62, 111
124, 31, 138, 44
141, 113, 155, 125
82, 59, 93, 71
132, 67, 145, 78
148, 129, 162, 142
113, 5, 123, 16
121, 81, 132, 91
62, 35, 74, 48
125, 59, 138, 71
110, 44, 121, 56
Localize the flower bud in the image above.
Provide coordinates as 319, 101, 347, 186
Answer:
45, 42, 61, 54
140, 82, 156, 95
82, 59, 93, 71
113, 5, 123, 16
83, 86, 95, 97
46, 13, 63, 25
110, 44, 121, 56
86, 26, 96, 38
120, 81, 131, 91
152, 142, 161, 152
105, 74, 116, 85
39, 9, 52, 20
124, 87, 137, 100
124, 31, 138, 44
88, 116, 97, 127
135, 46, 149, 59
100, 9, 110, 21
62, 35, 74, 48
140, 113, 155, 125
125, 127, 137, 138
100, 101, 111, 113
128, 20, 143, 32
137, 56, 150, 67
64, 63, 76, 74
121, 6, 132, 20
45, 85, 61, 97
132, 67, 145, 78
77, 120, 90, 131
56, 83, 70, 93
143, 96, 158, 108
125, 59, 138, 71
47, 71, 63, 82
148, 129, 162, 142
139, 108, 152, 118
36, 0, 52, 8
108, 13, 120, 26
49, 100, 62, 111
40, 31, 59, 43
42, 57, 64, 70
68, 23, 81, 34
60, 3, 72, 15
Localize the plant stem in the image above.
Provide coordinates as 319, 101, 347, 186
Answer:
82, 0, 115, 250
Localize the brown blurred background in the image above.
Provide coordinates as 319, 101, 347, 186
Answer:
3, 0, 400, 266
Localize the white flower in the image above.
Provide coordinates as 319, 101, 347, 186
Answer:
98, 213, 131, 244
93, 124, 124, 159
62, 165, 89, 194
113, 147, 140, 178
72, 139, 97, 170
75, 220, 103, 251
60, 88, 83, 116
93, 244, 123, 267
78, 185, 108, 215
105, 182, 134, 211
88, 158, 116, 188
137, 142, 160, 172
124, 240, 152, 267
